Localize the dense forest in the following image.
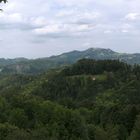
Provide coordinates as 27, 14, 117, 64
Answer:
0, 59, 139, 139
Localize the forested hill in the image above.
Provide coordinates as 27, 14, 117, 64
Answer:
1, 48, 140, 74
0, 59, 139, 139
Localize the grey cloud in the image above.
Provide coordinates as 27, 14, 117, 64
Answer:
0, 0, 140, 58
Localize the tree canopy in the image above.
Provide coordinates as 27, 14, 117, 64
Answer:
0, 0, 7, 11
0, 0, 7, 3
0, 59, 138, 139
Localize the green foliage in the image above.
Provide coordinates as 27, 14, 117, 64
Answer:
8, 108, 28, 129
128, 115, 140, 140
0, 123, 18, 140
0, 59, 138, 139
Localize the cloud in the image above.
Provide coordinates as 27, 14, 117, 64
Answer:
30, 17, 48, 27
125, 13, 140, 21
0, 0, 140, 58
56, 9, 75, 17
56, 9, 100, 19
33, 23, 95, 36
56, 8, 101, 25
83, 42, 91, 47
121, 30, 129, 33
104, 30, 113, 34
0, 13, 24, 24
55, 0, 93, 7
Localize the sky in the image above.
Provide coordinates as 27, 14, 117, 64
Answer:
0, 0, 140, 58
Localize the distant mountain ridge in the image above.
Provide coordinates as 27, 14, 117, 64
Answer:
0, 48, 140, 74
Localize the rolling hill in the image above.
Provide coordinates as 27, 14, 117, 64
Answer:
0, 48, 140, 74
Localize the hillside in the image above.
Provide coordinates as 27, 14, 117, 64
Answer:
0, 48, 140, 74
0, 59, 139, 139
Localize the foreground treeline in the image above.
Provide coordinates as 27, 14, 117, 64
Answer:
0, 59, 139, 139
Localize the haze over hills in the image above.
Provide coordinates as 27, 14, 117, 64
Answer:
0, 48, 140, 74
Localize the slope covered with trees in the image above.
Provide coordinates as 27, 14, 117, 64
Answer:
1, 48, 140, 74
0, 59, 139, 139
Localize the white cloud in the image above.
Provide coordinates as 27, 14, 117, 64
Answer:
83, 42, 91, 47
125, 13, 140, 20
30, 17, 48, 27
56, 9, 75, 17
77, 12, 101, 20
121, 30, 129, 33
0, 13, 25, 24
55, 0, 93, 6
56, 9, 101, 23
104, 30, 113, 34
0, 0, 140, 58
120, 23, 134, 33
33, 23, 94, 35
34, 24, 62, 35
